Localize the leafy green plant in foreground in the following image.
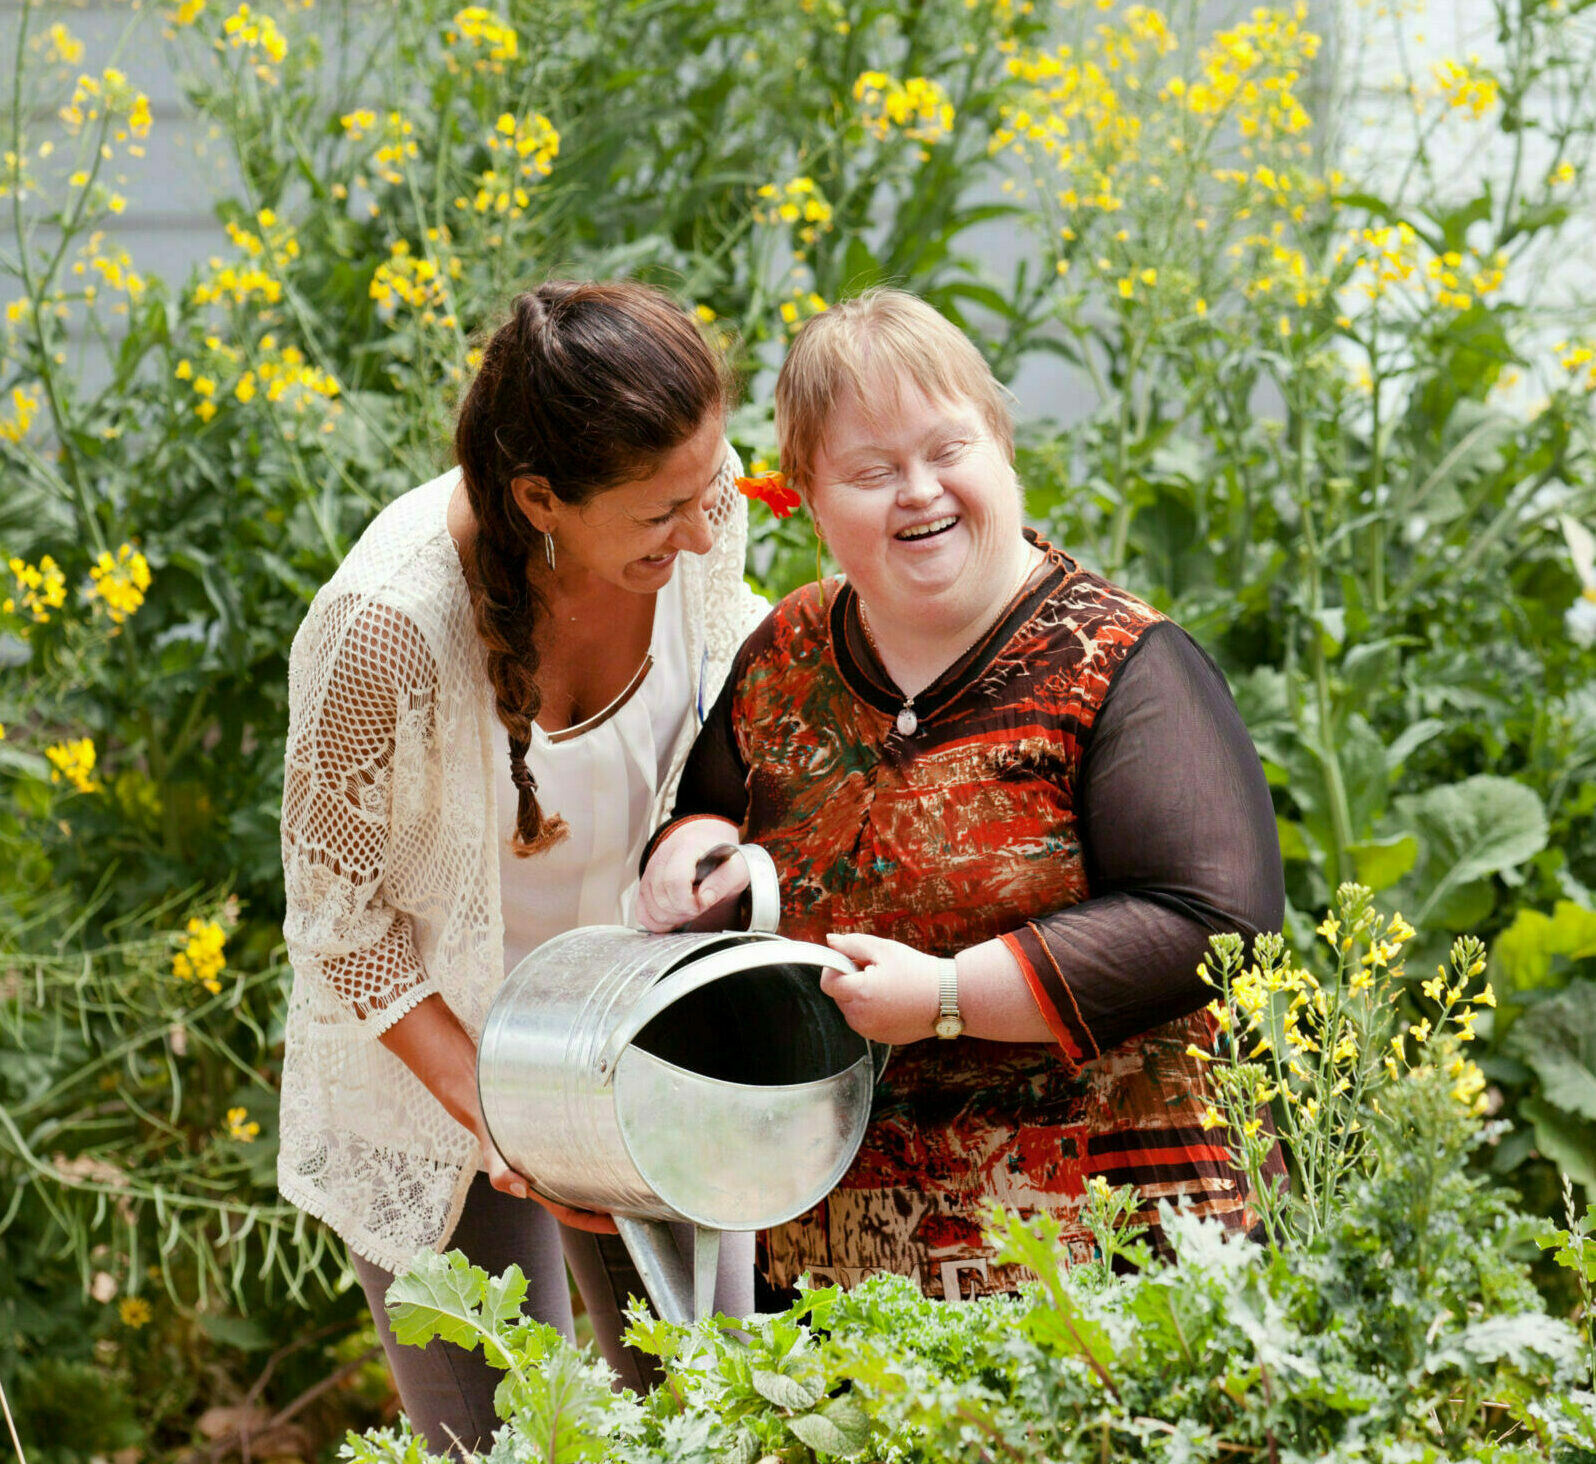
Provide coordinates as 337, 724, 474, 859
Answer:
348, 888, 1596, 1462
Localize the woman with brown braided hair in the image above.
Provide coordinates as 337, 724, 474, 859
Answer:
277, 281, 764, 1449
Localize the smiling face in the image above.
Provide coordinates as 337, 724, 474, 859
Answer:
806, 377, 1026, 636
515, 412, 729, 595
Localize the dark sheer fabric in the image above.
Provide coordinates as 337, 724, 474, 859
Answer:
659, 618, 1282, 1059
1020, 621, 1283, 1052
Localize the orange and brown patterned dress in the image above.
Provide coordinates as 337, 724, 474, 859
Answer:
661, 535, 1283, 1301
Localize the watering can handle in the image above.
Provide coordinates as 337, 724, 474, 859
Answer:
692, 842, 781, 934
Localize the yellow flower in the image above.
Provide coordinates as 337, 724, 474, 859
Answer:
754, 176, 835, 236
226, 1106, 260, 1142
485, 111, 560, 179
0, 385, 41, 444
1471, 983, 1497, 1008
86, 543, 152, 624
173, 917, 227, 994
853, 70, 955, 144
223, 4, 289, 69
171, 0, 207, 25
1434, 57, 1499, 119
46, 23, 85, 63
119, 1296, 152, 1327
47, 737, 101, 794
8, 553, 67, 622
1198, 1104, 1225, 1131
448, 6, 518, 65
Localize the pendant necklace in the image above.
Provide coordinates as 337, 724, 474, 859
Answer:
857, 548, 1039, 738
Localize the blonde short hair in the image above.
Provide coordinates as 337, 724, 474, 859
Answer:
774, 288, 1015, 495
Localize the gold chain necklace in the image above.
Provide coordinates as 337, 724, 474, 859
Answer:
856, 548, 1039, 737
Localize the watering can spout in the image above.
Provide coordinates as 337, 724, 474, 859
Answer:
612, 1217, 723, 1325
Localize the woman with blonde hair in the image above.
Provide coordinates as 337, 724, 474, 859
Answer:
641, 288, 1283, 1300
279, 280, 764, 1450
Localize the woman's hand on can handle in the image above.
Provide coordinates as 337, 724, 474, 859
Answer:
636, 816, 746, 932
821, 932, 943, 1045
481, 1131, 618, 1234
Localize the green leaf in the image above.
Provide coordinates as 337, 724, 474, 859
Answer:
1348, 835, 1418, 892
1492, 902, 1596, 995
788, 1396, 870, 1456
1505, 981, 1596, 1123
385, 1250, 526, 1356
1519, 1097, 1596, 1190
1277, 817, 1313, 863
1395, 776, 1549, 926
751, 1367, 825, 1410
500, 1346, 640, 1463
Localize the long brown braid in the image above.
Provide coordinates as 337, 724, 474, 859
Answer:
454, 281, 729, 856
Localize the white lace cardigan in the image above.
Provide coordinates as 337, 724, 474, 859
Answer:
277, 457, 763, 1273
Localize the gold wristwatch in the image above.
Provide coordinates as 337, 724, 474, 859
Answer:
934, 957, 965, 1039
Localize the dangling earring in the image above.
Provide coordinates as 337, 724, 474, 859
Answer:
544, 532, 557, 572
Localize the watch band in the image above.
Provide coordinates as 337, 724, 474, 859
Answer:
936, 957, 963, 1038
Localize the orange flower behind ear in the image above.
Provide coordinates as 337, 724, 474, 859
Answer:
736, 469, 801, 518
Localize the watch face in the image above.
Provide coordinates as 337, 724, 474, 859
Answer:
934, 1013, 965, 1039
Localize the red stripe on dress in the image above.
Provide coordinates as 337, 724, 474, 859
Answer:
1088, 1143, 1234, 1171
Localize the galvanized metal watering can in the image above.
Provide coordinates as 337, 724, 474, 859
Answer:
477, 845, 876, 1325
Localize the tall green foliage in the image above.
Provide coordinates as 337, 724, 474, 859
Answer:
0, 0, 1594, 1455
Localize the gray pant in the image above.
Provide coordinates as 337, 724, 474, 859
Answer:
352, 1173, 753, 1456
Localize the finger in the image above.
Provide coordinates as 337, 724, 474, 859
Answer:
544, 1200, 619, 1235
694, 862, 750, 912
820, 965, 868, 1001
825, 931, 889, 965
634, 883, 677, 934
488, 1166, 530, 1201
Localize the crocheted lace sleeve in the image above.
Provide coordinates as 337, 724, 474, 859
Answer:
281, 593, 441, 1030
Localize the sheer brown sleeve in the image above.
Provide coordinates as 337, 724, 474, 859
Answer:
1001, 622, 1284, 1058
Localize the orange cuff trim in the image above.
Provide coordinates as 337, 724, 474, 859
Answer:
1001, 931, 1084, 1068
1027, 923, 1101, 1061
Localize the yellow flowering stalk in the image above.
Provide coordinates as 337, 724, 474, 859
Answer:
1196, 884, 1487, 1247
85, 543, 152, 625
446, 7, 518, 70
7, 553, 68, 622
173, 917, 228, 994
222, 3, 289, 83
754, 176, 835, 244
853, 72, 956, 145
0, 385, 41, 444
1433, 57, 1500, 120
47, 737, 101, 794
486, 111, 560, 180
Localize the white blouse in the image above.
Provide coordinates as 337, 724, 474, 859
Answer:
498, 569, 691, 972
277, 459, 767, 1273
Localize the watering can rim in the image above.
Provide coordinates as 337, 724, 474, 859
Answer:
613, 1039, 876, 1098
593, 935, 863, 1081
